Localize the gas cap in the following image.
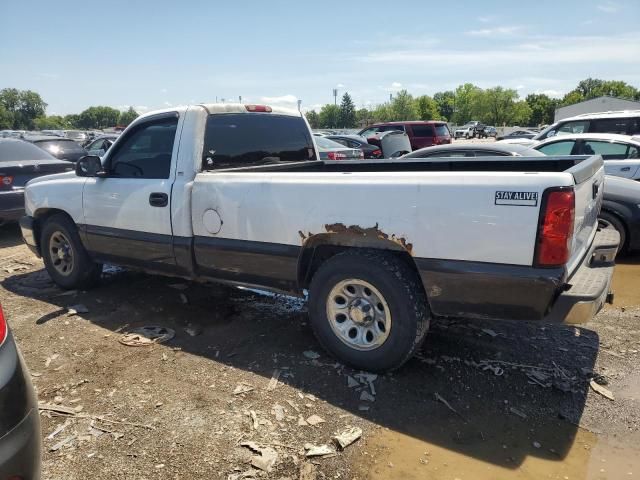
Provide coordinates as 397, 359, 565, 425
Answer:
203, 209, 223, 234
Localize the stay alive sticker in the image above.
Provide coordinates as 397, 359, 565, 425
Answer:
495, 191, 538, 207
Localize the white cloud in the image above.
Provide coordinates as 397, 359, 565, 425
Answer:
259, 94, 299, 107
39, 73, 60, 80
466, 26, 522, 36
582, 19, 594, 25
134, 105, 150, 113
160, 88, 168, 94
163, 101, 172, 107
597, 1, 620, 13
477, 15, 494, 23
515, 85, 525, 90
336, 83, 345, 88
537, 89, 564, 98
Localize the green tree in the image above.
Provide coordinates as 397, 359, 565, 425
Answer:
560, 90, 584, 107
415, 95, 440, 120
371, 104, 392, 123
338, 93, 356, 128
525, 94, 558, 126
77, 106, 121, 129
64, 114, 80, 128
452, 83, 482, 124
433, 91, 455, 121
305, 110, 320, 129
34, 115, 68, 130
356, 108, 371, 126
390, 90, 417, 121
0, 88, 47, 129
0, 105, 13, 129
118, 107, 139, 126
477, 87, 531, 126
561, 78, 640, 106
318, 104, 340, 128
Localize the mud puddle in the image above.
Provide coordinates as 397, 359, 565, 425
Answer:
358, 426, 639, 479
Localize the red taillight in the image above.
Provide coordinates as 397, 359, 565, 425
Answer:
535, 188, 575, 267
372, 149, 382, 157
327, 152, 347, 160
0, 175, 14, 188
0, 303, 7, 346
245, 105, 272, 112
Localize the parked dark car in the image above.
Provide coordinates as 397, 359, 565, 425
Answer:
314, 136, 364, 160
0, 301, 41, 479
401, 142, 544, 159
23, 135, 88, 163
358, 121, 451, 151
0, 139, 74, 224
325, 135, 382, 159
496, 129, 538, 141
600, 175, 640, 255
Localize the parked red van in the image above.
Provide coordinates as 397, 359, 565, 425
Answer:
358, 121, 452, 151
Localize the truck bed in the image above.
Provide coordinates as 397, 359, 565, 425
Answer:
227, 155, 593, 174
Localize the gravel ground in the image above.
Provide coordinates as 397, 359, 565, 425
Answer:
0, 223, 639, 479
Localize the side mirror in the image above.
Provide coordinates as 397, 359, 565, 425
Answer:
75, 155, 104, 177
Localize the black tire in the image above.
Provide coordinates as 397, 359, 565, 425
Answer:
40, 214, 102, 289
599, 211, 627, 255
308, 250, 430, 372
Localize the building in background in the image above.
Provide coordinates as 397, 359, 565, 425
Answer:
555, 96, 640, 122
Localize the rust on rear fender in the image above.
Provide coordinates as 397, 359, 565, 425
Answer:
298, 222, 413, 254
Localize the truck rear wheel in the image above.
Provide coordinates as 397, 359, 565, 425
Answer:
41, 214, 102, 290
308, 250, 430, 372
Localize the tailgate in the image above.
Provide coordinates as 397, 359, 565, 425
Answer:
565, 155, 605, 275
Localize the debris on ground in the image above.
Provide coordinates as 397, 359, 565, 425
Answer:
50, 435, 76, 452
359, 391, 375, 402
44, 354, 59, 367
273, 404, 286, 421
168, 283, 189, 290
303, 350, 320, 360
68, 304, 89, 315
304, 443, 335, 457
240, 441, 278, 472
266, 369, 281, 391
590, 379, 615, 401
434, 392, 464, 420
332, 426, 362, 450
118, 326, 175, 346
482, 328, 498, 337
233, 383, 254, 395
346, 376, 359, 388
299, 462, 317, 480
509, 407, 528, 419
184, 324, 202, 337
533, 441, 542, 449
306, 415, 325, 426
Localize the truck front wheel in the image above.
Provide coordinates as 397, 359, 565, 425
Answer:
41, 214, 102, 290
308, 250, 430, 372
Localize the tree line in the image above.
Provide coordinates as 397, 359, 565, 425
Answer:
0, 88, 139, 130
306, 78, 640, 129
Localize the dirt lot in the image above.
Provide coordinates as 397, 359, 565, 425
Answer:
1, 223, 639, 480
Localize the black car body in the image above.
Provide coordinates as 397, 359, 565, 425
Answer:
325, 135, 383, 159
401, 142, 544, 159
0, 139, 74, 224
24, 136, 88, 163
496, 129, 537, 141
0, 302, 41, 479
601, 175, 640, 253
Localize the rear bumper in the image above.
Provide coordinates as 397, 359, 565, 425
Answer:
0, 408, 41, 480
545, 227, 619, 324
19, 216, 40, 257
0, 190, 25, 223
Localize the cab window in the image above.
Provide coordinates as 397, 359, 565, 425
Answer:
536, 140, 576, 156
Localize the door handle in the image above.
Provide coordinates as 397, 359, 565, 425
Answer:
149, 192, 168, 207
621, 167, 631, 171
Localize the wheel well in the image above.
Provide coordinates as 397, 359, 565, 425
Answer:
600, 208, 628, 248
32, 208, 74, 253
297, 240, 422, 292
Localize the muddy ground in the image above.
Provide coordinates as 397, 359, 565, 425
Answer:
1, 223, 639, 480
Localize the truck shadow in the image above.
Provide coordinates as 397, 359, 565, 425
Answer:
0, 223, 24, 248
2, 265, 599, 470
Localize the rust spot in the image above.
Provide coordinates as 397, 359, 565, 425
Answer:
324, 222, 413, 254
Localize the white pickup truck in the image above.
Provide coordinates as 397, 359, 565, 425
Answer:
19, 103, 619, 372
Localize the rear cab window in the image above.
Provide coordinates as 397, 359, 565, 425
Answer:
203, 114, 316, 170
434, 124, 450, 136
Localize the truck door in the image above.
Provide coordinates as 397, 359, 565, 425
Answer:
81, 112, 180, 269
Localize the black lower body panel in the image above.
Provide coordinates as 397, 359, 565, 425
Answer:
194, 236, 300, 292
415, 258, 566, 320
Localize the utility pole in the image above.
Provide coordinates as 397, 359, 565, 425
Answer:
239, 95, 242, 103
297, 99, 302, 112
333, 88, 338, 106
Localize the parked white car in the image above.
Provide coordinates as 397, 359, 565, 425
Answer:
533, 133, 640, 180
19, 103, 617, 371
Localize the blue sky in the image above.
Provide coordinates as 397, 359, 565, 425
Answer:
1, 0, 638, 115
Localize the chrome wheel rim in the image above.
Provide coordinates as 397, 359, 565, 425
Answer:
326, 279, 392, 351
49, 231, 74, 276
